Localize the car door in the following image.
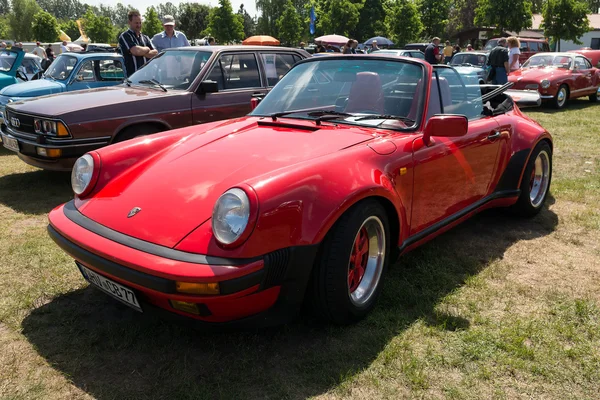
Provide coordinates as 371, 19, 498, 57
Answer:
191, 52, 266, 124
409, 67, 502, 235
258, 51, 302, 87
573, 56, 594, 95
95, 58, 126, 87
67, 59, 97, 91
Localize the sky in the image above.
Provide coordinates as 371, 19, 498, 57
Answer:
85, 0, 258, 18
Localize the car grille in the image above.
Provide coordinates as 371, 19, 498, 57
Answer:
262, 248, 291, 288
5, 109, 36, 135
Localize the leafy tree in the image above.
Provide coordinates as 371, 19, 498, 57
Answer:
586, 0, 600, 13
0, 0, 10, 15
237, 4, 256, 38
59, 20, 80, 41
475, 0, 533, 34
178, 2, 211, 39
112, 3, 136, 27
82, 7, 114, 43
542, 0, 590, 51
256, 0, 283, 36
316, 0, 365, 37
0, 17, 10, 39
447, 0, 477, 37
277, 0, 302, 46
32, 10, 59, 42
207, 0, 244, 43
10, 0, 40, 41
418, 0, 450, 39
143, 7, 163, 37
156, 2, 179, 19
386, 0, 423, 46
353, 0, 386, 41
36, 0, 87, 20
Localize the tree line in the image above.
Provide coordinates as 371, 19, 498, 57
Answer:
0, 0, 596, 48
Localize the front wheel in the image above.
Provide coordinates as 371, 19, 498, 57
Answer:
511, 141, 552, 217
552, 84, 568, 109
310, 200, 390, 324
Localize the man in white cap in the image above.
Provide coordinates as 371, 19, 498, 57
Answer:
151, 15, 190, 53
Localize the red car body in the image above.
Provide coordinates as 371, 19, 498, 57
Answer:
48, 56, 553, 327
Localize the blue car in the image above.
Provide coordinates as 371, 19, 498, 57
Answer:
0, 50, 126, 120
449, 52, 491, 84
0, 48, 44, 88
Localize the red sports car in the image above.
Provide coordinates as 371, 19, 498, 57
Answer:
48, 56, 553, 327
509, 52, 600, 108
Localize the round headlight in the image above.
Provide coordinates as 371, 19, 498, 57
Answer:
540, 79, 550, 89
212, 188, 250, 245
71, 154, 95, 195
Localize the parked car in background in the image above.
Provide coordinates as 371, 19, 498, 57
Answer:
484, 37, 550, 65
0, 48, 43, 89
374, 49, 425, 59
449, 51, 490, 83
573, 48, 600, 68
404, 43, 443, 53
0, 51, 126, 123
1, 46, 309, 171
508, 52, 600, 108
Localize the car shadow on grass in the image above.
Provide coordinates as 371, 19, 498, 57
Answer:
0, 147, 16, 156
536, 99, 598, 114
21, 202, 558, 399
0, 169, 72, 214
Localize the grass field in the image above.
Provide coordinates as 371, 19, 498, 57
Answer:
1, 100, 599, 399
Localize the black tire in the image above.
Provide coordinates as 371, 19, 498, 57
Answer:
114, 124, 162, 143
589, 88, 599, 102
552, 84, 568, 109
511, 141, 552, 217
310, 199, 390, 324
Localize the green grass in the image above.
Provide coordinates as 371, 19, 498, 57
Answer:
1, 99, 600, 399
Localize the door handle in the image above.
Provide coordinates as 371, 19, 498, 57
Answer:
487, 131, 501, 140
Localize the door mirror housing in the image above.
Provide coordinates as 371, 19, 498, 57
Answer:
199, 80, 218, 94
423, 115, 468, 145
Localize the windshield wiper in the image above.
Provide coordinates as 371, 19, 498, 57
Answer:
353, 114, 415, 124
138, 79, 167, 92
267, 108, 351, 121
124, 78, 132, 86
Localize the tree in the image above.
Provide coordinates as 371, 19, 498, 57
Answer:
143, 7, 163, 37
353, 0, 386, 41
386, 0, 423, 46
475, 0, 533, 34
207, 0, 244, 43
0, 17, 9, 39
59, 20, 80, 41
542, 0, 590, 51
36, 0, 87, 20
178, 2, 211, 39
418, 0, 450, 39
32, 10, 59, 42
447, 0, 477, 37
237, 4, 256, 38
0, 0, 10, 15
315, 0, 365, 37
585, 0, 600, 13
277, 0, 302, 46
156, 2, 179, 19
81, 7, 114, 43
112, 3, 136, 27
10, 0, 40, 41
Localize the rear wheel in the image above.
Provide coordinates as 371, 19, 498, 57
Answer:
114, 124, 162, 143
511, 141, 552, 217
552, 84, 568, 109
310, 200, 390, 324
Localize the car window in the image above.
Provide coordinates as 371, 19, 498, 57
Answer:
206, 53, 261, 90
411, 52, 425, 59
433, 67, 483, 121
529, 42, 540, 51
75, 60, 95, 82
45, 55, 78, 80
0, 51, 18, 71
98, 59, 125, 80
520, 42, 530, 52
21, 58, 41, 74
261, 53, 296, 86
129, 50, 210, 90
575, 56, 590, 69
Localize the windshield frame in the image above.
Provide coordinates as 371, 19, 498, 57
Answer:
450, 52, 488, 67
0, 49, 21, 73
522, 54, 574, 69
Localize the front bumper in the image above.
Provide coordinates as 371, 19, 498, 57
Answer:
48, 201, 319, 328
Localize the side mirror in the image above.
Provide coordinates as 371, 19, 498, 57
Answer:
250, 93, 263, 110
199, 80, 218, 94
423, 115, 468, 145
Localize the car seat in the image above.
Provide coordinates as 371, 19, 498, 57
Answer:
344, 71, 385, 114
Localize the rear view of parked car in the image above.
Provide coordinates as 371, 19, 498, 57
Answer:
484, 37, 549, 65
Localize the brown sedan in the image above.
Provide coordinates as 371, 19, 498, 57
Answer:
0, 46, 309, 170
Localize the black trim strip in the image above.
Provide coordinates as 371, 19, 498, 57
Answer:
256, 120, 320, 131
49, 225, 265, 295
63, 201, 260, 266
398, 189, 520, 253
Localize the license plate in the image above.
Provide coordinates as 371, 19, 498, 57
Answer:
1, 134, 18, 152
78, 264, 142, 312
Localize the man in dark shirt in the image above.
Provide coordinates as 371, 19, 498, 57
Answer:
118, 10, 158, 77
487, 38, 509, 84
424, 37, 441, 64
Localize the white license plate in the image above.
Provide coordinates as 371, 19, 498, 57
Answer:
79, 264, 142, 312
1, 134, 19, 152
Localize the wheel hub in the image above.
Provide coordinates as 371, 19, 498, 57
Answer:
529, 150, 550, 207
348, 227, 369, 292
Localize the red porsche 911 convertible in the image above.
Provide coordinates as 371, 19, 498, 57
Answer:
48, 56, 553, 327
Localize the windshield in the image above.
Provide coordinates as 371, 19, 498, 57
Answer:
522, 54, 573, 69
44, 55, 78, 80
129, 50, 211, 90
250, 58, 425, 129
0, 51, 18, 72
484, 40, 498, 50
450, 53, 487, 67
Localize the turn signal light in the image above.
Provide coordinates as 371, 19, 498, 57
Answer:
169, 300, 202, 315
175, 281, 220, 295
56, 122, 70, 137
36, 147, 62, 157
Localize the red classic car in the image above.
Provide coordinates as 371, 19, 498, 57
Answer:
509, 52, 600, 108
48, 56, 553, 327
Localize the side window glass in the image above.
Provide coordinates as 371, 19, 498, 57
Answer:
520, 42, 530, 52
584, 58, 592, 69
433, 67, 483, 121
99, 59, 125, 80
575, 57, 588, 69
76, 60, 95, 82
261, 53, 296, 86
21, 59, 40, 74
206, 60, 225, 90
215, 54, 261, 90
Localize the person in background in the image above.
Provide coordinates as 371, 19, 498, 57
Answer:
351, 40, 358, 54
32, 41, 47, 60
326, 44, 334, 52
0, 42, 6, 49
424, 37, 441, 64
507, 36, 521, 72
46, 44, 55, 61
151, 15, 190, 53
15, 42, 23, 49
60, 40, 68, 53
368, 40, 380, 53
118, 10, 157, 76
206, 37, 215, 46
453, 44, 460, 56
466, 43, 473, 51
443, 40, 454, 64
342, 39, 353, 54
299, 41, 305, 49
487, 37, 509, 84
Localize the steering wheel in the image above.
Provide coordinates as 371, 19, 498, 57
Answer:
16, 69, 28, 81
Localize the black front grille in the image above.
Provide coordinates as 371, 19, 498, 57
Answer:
5, 110, 36, 135
262, 248, 291, 288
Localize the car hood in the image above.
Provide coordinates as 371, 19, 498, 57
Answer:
78, 117, 377, 248
509, 67, 567, 82
0, 78, 64, 97
6, 85, 165, 117
452, 66, 485, 75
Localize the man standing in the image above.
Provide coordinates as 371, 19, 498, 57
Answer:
46, 44, 55, 61
118, 10, 158, 77
368, 40, 380, 53
32, 41, 48, 60
443, 40, 453, 64
487, 37, 509, 84
151, 15, 190, 53
424, 37, 441, 64
60, 41, 68, 53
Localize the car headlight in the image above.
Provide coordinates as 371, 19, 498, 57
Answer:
33, 118, 69, 136
540, 79, 550, 89
212, 188, 251, 246
71, 154, 95, 195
